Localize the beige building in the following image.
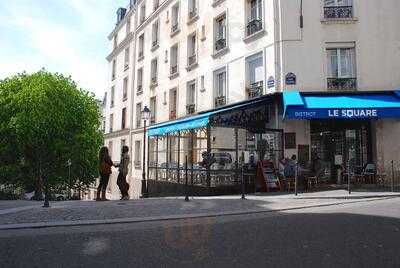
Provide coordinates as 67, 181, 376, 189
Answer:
103, 0, 400, 199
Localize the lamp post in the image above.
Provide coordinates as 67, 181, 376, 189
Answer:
141, 105, 151, 198
67, 159, 72, 199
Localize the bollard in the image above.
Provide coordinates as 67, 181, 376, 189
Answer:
347, 161, 351, 195
185, 155, 189, 202
294, 162, 298, 196
391, 160, 395, 193
241, 165, 246, 200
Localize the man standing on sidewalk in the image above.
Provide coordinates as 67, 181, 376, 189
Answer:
117, 146, 130, 200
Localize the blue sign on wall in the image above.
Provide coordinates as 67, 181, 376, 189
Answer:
267, 76, 275, 88
285, 108, 400, 120
285, 72, 297, 85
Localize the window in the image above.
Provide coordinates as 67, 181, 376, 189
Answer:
187, 33, 197, 67
327, 47, 357, 90
109, 113, 114, 133
126, 18, 131, 34
200, 75, 205, 92
113, 34, 118, 49
121, 108, 127, 129
121, 139, 126, 150
153, 0, 160, 11
124, 47, 130, 70
150, 97, 156, 124
246, 52, 264, 98
112, 59, 116, 80
103, 92, 107, 107
186, 80, 196, 114
140, 3, 146, 23
134, 141, 141, 168
152, 21, 159, 48
170, 88, 177, 120
151, 58, 158, 85
324, 0, 353, 19
170, 44, 179, 76
214, 67, 226, 107
188, 0, 197, 20
123, 77, 128, 100
136, 103, 142, 128
246, 0, 263, 36
137, 68, 143, 94
171, 3, 180, 34
108, 141, 113, 159
102, 117, 106, 133
138, 34, 144, 60
214, 14, 227, 52
110, 86, 115, 108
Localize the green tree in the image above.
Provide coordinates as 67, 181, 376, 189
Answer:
0, 71, 103, 197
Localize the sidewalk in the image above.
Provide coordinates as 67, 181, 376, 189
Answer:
0, 190, 399, 230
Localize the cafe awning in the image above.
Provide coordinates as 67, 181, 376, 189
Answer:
148, 96, 274, 137
283, 90, 400, 120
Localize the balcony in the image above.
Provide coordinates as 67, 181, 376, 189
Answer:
215, 38, 226, 51
327, 78, 357, 91
124, 63, 129, 71
189, 8, 197, 20
151, 76, 158, 87
246, 18, 263, 36
246, 81, 263, 99
170, 65, 178, 75
138, 51, 144, 60
188, 54, 197, 66
324, 6, 353, 19
186, 104, 196, 115
215, 96, 226, 107
171, 23, 179, 34
169, 110, 177, 120
152, 40, 158, 48
137, 85, 143, 95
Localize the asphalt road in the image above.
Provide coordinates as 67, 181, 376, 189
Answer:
1, 198, 400, 268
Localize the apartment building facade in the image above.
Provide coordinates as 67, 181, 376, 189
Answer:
104, 0, 400, 199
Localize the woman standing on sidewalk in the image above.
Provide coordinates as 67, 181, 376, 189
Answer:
117, 146, 130, 200
97, 146, 114, 201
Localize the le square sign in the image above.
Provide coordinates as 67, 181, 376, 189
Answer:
290, 108, 382, 119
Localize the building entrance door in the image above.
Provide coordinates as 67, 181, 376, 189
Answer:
310, 121, 371, 183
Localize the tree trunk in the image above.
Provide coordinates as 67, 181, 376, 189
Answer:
33, 176, 44, 200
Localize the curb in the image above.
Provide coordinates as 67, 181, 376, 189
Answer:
291, 194, 400, 200
0, 196, 396, 231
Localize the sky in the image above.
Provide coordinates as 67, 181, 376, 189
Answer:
0, 0, 128, 99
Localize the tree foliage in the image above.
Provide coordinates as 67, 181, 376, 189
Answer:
0, 70, 103, 191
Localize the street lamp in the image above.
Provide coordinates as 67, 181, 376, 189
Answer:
141, 105, 151, 198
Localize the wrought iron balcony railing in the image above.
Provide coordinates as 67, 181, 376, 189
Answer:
215, 96, 226, 107
151, 76, 158, 85
137, 85, 143, 94
324, 6, 353, 19
170, 65, 178, 75
188, 54, 197, 66
152, 40, 158, 48
247, 81, 263, 99
171, 23, 179, 33
169, 110, 177, 120
247, 18, 263, 36
327, 77, 357, 90
186, 104, 196, 115
215, 38, 226, 51
189, 8, 197, 19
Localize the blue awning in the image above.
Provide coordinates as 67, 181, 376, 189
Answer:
283, 90, 400, 120
148, 97, 271, 136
